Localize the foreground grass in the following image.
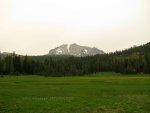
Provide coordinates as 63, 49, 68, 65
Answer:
0, 73, 150, 113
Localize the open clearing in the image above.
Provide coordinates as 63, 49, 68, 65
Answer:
0, 73, 150, 113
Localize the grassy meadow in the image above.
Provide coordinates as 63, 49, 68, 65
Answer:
0, 73, 150, 113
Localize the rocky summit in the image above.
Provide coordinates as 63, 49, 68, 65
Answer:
48, 43, 104, 56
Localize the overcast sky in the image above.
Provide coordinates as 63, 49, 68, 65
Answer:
0, 0, 150, 55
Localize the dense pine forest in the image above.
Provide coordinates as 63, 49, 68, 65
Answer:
0, 42, 150, 76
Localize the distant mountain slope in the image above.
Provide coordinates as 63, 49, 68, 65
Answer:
113, 42, 150, 55
48, 43, 104, 56
0, 52, 12, 58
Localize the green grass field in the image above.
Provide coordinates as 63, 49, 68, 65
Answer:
0, 73, 150, 113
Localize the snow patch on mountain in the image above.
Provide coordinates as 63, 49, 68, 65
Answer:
67, 44, 70, 52
83, 49, 88, 54
56, 49, 63, 54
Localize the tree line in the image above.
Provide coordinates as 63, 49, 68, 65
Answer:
0, 43, 150, 76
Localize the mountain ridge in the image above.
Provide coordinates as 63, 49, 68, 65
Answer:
48, 43, 104, 56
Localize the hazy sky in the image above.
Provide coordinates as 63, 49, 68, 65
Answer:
0, 0, 150, 55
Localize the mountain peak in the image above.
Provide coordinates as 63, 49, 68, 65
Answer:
71, 43, 78, 46
48, 44, 104, 56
